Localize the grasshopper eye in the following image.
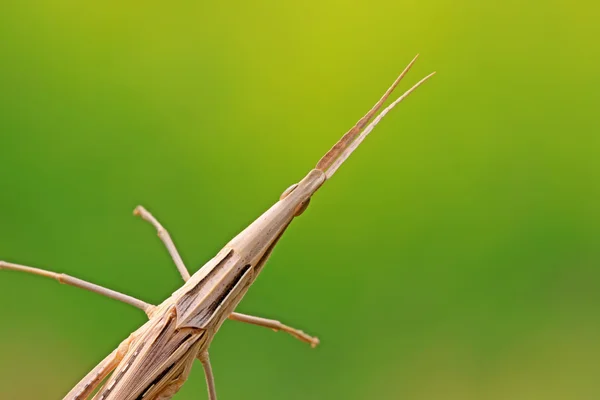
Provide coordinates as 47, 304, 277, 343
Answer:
294, 198, 311, 217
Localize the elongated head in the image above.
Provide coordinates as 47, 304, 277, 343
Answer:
228, 56, 435, 267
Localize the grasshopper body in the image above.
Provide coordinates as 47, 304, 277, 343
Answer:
1, 56, 434, 400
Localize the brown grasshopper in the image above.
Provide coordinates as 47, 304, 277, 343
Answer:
0, 55, 434, 400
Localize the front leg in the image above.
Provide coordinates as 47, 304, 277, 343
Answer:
63, 334, 134, 400
198, 352, 218, 400
229, 312, 319, 348
0, 261, 154, 317
134, 205, 191, 281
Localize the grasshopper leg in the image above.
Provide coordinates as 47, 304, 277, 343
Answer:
63, 334, 134, 400
228, 312, 319, 348
198, 351, 218, 400
134, 205, 191, 281
0, 261, 155, 316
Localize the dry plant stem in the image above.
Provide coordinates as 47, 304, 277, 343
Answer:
1, 55, 434, 400
0, 261, 153, 315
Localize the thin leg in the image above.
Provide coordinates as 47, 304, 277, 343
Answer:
63, 334, 134, 400
198, 352, 218, 400
0, 261, 154, 316
134, 205, 191, 281
229, 312, 320, 348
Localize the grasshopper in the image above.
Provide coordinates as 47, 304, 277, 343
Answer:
0, 55, 434, 400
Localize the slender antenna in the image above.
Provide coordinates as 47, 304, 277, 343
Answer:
316, 54, 420, 172
315, 55, 435, 179
324, 71, 436, 179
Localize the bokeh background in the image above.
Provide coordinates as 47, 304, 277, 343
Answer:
1, 1, 598, 399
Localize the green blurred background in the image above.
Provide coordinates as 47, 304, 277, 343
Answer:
1, 1, 598, 399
